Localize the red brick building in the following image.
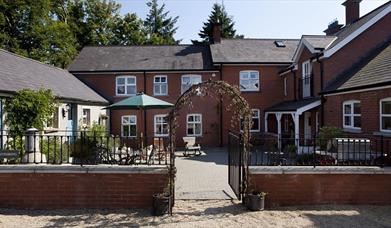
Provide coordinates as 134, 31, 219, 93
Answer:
68, 0, 391, 147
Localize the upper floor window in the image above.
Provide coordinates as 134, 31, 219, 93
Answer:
116, 76, 136, 96
302, 61, 311, 98
240, 109, 260, 132
240, 71, 259, 92
154, 115, 169, 137
343, 101, 361, 129
154, 75, 167, 96
122, 115, 137, 137
187, 114, 202, 136
380, 98, 391, 132
181, 75, 202, 94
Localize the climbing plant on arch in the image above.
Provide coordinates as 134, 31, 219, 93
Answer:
166, 79, 253, 198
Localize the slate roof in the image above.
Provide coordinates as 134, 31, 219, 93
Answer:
327, 1, 391, 50
322, 41, 391, 94
265, 97, 321, 112
210, 39, 300, 63
0, 49, 108, 105
68, 45, 214, 72
302, 35, 336, 50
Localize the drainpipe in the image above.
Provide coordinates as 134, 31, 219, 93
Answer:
316, 54, 325, 127
0, 99, 3, 149
143, 71, 147, 141
219, 65, 223, 147
293, 70, 297, 101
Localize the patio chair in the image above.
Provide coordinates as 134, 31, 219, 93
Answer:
183, 137, 201, 157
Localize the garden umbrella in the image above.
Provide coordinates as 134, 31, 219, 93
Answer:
104, 92, 174, 142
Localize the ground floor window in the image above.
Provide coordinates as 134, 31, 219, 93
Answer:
187, 114, 202, 136
122, 115, 137, 137
343, 100, 361, 129
380, 98, 391, 132
154, 115, 169, 136
240, 109, 260, 132
82, 108, 91, 127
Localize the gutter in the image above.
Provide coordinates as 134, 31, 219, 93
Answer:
321, 81, 391, 96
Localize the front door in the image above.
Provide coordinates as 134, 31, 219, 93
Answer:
304, 112, 311, 141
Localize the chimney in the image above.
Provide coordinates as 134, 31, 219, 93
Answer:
342, 0, 362, 25
212, 22, 222, 44
324, 19, 343, 35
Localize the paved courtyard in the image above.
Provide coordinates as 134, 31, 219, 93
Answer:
175, 148, 236, 200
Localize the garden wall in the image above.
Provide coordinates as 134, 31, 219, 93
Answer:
0, 165, 168, 209
249, 166, 391, 207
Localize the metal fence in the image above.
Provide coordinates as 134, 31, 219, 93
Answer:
0, 130, 170, 166
249, 133, 391, 167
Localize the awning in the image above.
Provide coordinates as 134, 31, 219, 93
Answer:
265, 97, 321, 115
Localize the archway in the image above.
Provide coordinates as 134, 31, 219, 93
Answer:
167, 79, 252, 203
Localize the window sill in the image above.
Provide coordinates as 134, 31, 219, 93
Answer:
373, 131, 391, 138
343, 128, 362, 134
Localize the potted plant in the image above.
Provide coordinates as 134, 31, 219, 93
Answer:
245, 191, 267, 211
152, 184, 172, 216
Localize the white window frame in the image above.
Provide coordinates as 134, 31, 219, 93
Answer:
116, 76, 137, 96
154, 114, 169, 137
302, 61, 311, 98
380, 98, 391, 133
186, 114, 202, 136
121, 115, 137, 137
181, 75, 202, 94
343, 100, 361, 130
154, 75, 168, 96
82, 108, 91, 127
240, 70, 260, 92
284, 77, 287, 96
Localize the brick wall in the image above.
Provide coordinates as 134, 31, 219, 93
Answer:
0, 167, 169, 209
249, 172, 391, 207
324, 88, 391, 134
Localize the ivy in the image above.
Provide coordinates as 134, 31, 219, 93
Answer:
4, 89, 57, 136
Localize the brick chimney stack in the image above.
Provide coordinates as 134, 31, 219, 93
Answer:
342, 0, 362, 25
212, 22, 222, 44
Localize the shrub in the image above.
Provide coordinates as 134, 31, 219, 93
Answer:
41, 137, 70, 163
317, 126, 343, 151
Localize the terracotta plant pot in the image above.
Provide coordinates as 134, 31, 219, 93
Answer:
245, 193, 265, 211
152, 194, 171, 216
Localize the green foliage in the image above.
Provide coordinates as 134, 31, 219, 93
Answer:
4, 89, 57, 136
144, 0, 179, 45
41, 137, 70, 163
286, 144, 297, 157
195, 3, 241, 43
317, 126, 343, 150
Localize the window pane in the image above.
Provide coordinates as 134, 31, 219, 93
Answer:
250, 72, 259, 79
122, 117, 129, 124
344, 104, 351, 114
117, 85, 125, 94
154, 85, 160, 94
252, 119, 259, 131
154, 77, 161, 83
187, 124, 194, 135
353, 103, 361, 114
127, 77, 135, 84
344, 116, 351, 126
382, 117, 391, 130
129, 125, 136, 136
240, 72, 248, 79
182, 77, 190, 84
354, 116, 361, 128
194, 123, 201, 135
117, 78, 125, 85
127, 85, 136, 95
161, 85, 167, 94
382, 101, 391, 114
188, 115, 194, 122
161, 77, 166, 83
123, 125, 129, 136
194, 115, 201, 122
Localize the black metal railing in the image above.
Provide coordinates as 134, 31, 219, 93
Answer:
249, 133, 390, 167
0, 130, 170, 166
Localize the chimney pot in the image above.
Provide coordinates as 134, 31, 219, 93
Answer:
342, 0, 362, 25
212, 23, 222, 44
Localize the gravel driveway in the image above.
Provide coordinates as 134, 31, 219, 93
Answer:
1, 200, 391, 228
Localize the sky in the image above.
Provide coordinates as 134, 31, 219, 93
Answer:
116, 0, 389, 44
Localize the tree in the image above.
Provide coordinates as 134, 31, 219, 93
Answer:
144, 0, 179, 45
4, 89, 57, 136
112, 13, 146, 45
195, 3, 241, 43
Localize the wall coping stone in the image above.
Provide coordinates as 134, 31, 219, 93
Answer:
0, 164, 168, 174
249, 166, 391, 174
